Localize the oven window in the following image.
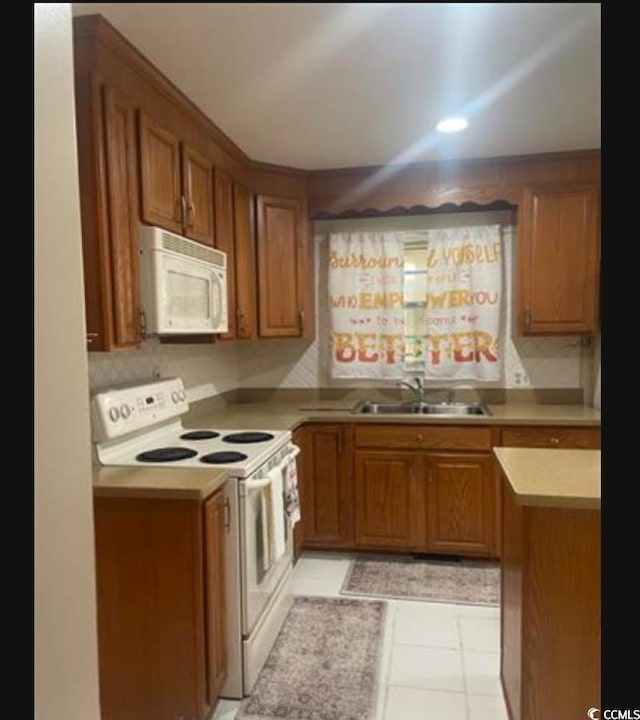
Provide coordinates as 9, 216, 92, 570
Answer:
167, 270, 211, 319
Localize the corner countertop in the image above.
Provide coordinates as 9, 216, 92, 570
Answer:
184, 400, 601, 431
493, 447, 601, 509
92, 464, 228, 500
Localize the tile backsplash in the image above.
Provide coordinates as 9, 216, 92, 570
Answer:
87, 338, 239, 400
88, 211, 594, 402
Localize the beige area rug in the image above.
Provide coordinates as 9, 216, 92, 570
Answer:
236, 596, 386, 720
341, 555, 500, 606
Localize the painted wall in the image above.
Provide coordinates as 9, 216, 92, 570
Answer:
240, 212, 591, 391
34, 5, 101, 720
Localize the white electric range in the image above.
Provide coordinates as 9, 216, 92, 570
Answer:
91, 377, 297, 699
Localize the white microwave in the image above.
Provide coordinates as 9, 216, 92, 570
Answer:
139, 225, 228, 335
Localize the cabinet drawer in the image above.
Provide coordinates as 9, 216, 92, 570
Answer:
500, 426, 601, 449
354, 424, 492, 451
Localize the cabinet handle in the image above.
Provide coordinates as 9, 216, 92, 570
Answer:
416, 433, 424, 443
549, 437, 560, 445
179, 195, 187, 225
86, 333, 99, 345
138, 308, 147, 341
224, 497, 231, 533
187, 202, 195, 227
237, 309, 246, 335
525, 308, 531, 329
298, 309, 305, 332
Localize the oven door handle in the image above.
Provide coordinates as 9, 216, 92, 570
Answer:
245, 477, 273, 493
244, 445, 301, 493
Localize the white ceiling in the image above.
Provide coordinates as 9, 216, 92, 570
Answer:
72, 3, 601, 170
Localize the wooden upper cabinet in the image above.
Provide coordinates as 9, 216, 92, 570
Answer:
183, 145, 214, 245
139, 113, 215, 245
74, 73, 142, 351
354, 451, 426, 550
255, 195, 304, 338
426, 453, 495, 556
102, 87, 142, 348
519, 184, 600, 334
233, 182, 257, 340
139, 112, 182, 234
214, 169, 236, 339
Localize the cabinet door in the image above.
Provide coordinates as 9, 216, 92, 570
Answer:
204, 490, 227, 708
214, 168, 236, 339
303, 424, 352, 547
139, 113, 182, 233
94, 498, 207, 720
102, 86, 141, 348
426, 453, 495, 556
233, 182, 257, 340
354, 451, 425, 550
519, 184, 599, 334
183, 144, 214, 245
255, 195, 303, 337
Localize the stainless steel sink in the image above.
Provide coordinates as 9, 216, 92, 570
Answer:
353, 400, 491, 416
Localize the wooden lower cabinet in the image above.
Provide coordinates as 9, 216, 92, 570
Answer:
94, 488, 227, 720
301, 424, 353, 548
501, 425, 601, 449
298, 423, 599, 558
354, 451, 425, 550
500, 477, 601, 719
426, 453, 496, 556
203, 490, 227, 707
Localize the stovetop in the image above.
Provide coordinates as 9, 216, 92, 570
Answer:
91, 376, 292, 477
96, 424, 292, 477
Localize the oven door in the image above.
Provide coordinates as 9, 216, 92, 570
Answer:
239, 456, 296, 636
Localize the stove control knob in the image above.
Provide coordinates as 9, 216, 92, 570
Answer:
171, 391, 180, 403
120, 404, 131, 419
108, 406, 120, 422
179, 390, 186, 401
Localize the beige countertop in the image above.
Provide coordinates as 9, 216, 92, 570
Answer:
493, 447, 601, 509
92, 401, 599, 500
92, 464, 228, 500
184, 400, 601, 431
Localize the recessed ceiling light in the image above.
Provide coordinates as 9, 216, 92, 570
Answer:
436, 117, 469, 133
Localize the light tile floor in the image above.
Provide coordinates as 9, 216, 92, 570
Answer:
214, 551, 508, 720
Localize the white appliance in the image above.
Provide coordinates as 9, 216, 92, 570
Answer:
139, 225, 228, 335
91, 377, 297, 699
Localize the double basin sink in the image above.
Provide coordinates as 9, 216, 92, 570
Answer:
353, 400, 491, 416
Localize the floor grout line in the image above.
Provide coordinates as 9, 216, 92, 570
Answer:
458, 615, 473, 720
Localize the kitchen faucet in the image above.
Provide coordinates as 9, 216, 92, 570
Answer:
397, 378, 426, 402
397, 378, 457, 405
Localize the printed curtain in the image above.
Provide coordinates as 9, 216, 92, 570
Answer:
406, 225, 503, 381
328, 232, 405, 378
